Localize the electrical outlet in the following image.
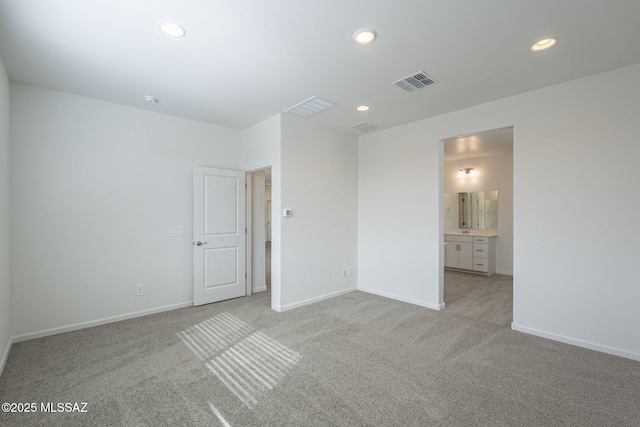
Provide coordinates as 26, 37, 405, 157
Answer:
136, 284, 144, 296
347, 267, 352, 277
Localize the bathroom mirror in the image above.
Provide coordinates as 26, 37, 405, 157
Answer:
444, 190, 498, 229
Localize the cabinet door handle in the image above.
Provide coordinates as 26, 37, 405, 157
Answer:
476, 249, 484, 252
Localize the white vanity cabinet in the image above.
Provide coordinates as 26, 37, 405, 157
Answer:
445, 233, 496, 276
445, 235, 473, 270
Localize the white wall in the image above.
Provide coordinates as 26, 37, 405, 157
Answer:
358, 121, 444, 309
444, 153, 513, 274
241, 115, 281, 309
10, 83, 241, 338
280, 115, 358, 310
358, 63, 640, 360
0, 56, 11, 374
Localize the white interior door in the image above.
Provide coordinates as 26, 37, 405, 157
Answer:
193, 167, 246, 306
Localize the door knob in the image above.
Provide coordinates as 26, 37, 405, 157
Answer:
195, 241, 208, 246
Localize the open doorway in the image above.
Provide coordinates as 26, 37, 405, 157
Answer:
442, 127, 513, 326
248, 167, 272, 295
265, 169, 272, 290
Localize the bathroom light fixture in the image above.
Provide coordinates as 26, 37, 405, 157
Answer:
144, 95, 158, 104
357, 105, 370, 112
530, 38, 557, 52
353, 28, 377, 45
160, 22, 186, 38
458, 168, 475, 177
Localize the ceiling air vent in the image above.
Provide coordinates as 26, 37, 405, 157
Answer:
350, 122, 379, 133
393, 71, 438, 92
283, 95, 337, 118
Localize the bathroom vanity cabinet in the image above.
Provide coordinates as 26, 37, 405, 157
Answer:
445, 233, 496, 275
445, 235, 473, 270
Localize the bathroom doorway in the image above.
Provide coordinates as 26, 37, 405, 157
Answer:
442, 127, 513, 326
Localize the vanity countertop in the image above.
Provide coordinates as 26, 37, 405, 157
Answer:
444, 228, 498, 237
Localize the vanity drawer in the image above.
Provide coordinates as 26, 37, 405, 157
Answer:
473, 243, 488, 258
473, 236, 489, 244
446, 235, 473, 243
472, 258, 489, 272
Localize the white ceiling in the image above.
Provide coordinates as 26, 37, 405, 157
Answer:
1, 1, 639, 135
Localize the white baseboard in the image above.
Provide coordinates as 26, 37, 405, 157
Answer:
358, 286, 445, 311
278, 287, 357, 312
252, 286, 267, 293
11, 301, 193, 344
496, 270, 513, 276
0, 336, 14, 378
511, 323, 640, 362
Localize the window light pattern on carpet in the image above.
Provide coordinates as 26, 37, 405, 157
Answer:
178, 312, 302, 409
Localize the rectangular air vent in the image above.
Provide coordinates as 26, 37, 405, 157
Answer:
283, 95, 337, 118
350, 122, 379, 133
393, 71, 438, 92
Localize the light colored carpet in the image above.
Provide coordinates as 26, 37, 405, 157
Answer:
1, 289, 639, 426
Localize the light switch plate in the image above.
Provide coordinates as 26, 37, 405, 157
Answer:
169, 226, 184, 237
283, 209, 293, 217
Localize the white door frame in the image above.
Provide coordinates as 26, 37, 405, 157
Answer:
245, 166, 272, 298
245, 172, 253, 297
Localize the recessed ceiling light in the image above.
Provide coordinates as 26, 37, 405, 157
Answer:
144, 96, 158, 104
353, 28, 377, 45
159, 22, 186, 38
531, 38, 557, 52
357, 105, 370, 112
